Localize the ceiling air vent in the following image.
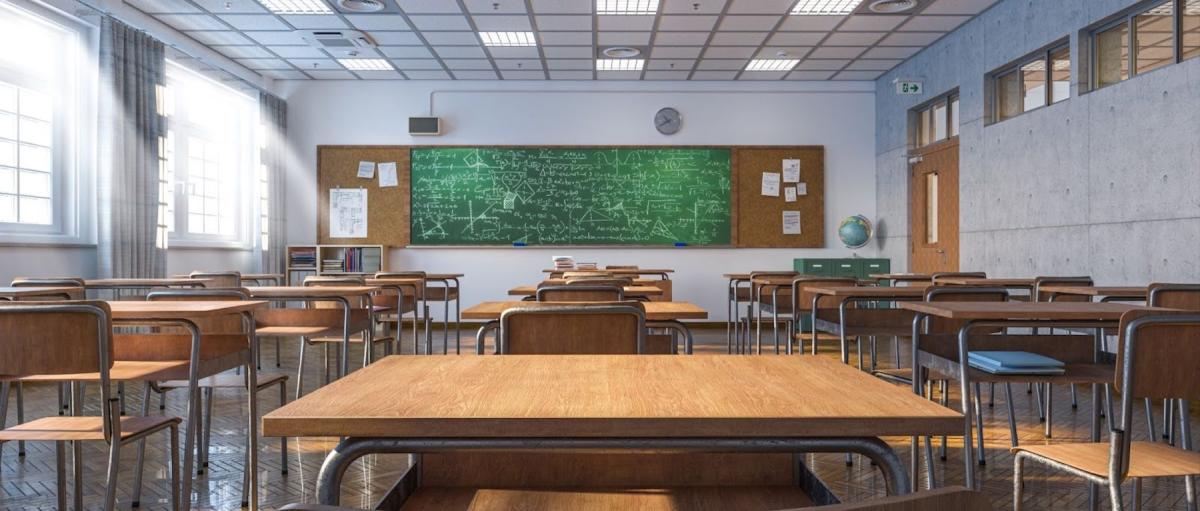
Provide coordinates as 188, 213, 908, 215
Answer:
299, 30, 377, 50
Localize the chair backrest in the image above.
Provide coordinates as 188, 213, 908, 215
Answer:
304, 276, 369, 309
923, 286, 1008, 334
806, 486, 992, 511
1148, 283, 1200, 311
0, 301, 113, 378
10, 277, 87, 300
790, 277, 858, 313
189, 271, 242, 289
605, 265, 639, 270
931, 271, 987, 285
536, 285, 624, 302
376, 271, 426, 279
145, 288, 250, 334
499, 303, 646, 354
564, 277, 633, 286
1033, 275, 1094, 302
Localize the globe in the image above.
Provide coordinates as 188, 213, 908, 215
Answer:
838, 215, 873, 249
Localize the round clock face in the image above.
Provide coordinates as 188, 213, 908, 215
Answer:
654, 107, 682, 135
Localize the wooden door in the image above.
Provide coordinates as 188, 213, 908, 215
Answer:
909, 139, 959, 274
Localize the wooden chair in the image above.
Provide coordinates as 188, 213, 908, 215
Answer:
1145, 284, 1200, 446
498, 303, 646, 354
0, 301, 181, 511
366, 275, 420, 355
1032, 276, 1095, 414
299, 277, 390, 387
1013, 311, 1200, 511
188, 270, 242, 289
535, 285, 624, 302
786, 276, 858, 356
10, 277, 87, 299
743, 271, 804, 354
376, 271, 460, 354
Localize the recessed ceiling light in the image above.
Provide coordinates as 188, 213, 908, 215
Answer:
256, 0, 333, 14
478, 31, 537, 47
596, 59, 644, 71
338, 58, 394, 71
596, 0, 659, 15
790, 0, 864, 15
602, 46, 642, 58
337, 0, 385, 12
867, 0, 917, 13
745, 59, 799, 71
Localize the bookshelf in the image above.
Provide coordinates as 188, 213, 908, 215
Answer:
286, 244, 387, 284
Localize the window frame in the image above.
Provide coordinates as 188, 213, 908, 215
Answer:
986, 39, 1071, 125
0, 0, 96, 246
909, 90, 959, 150
1088, 0, 1194, 91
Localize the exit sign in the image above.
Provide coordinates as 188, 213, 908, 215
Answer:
896, 81, 923, 95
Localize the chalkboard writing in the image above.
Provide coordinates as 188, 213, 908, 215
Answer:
410, 147, 731, 246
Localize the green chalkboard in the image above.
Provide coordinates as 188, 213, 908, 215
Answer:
410, 147, 731, 246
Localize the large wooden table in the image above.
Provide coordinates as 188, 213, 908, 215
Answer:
507, 285, 663, 298
464, 301, 707, 354
0, 286, 80, 300
263, 355, 962, 506
108, 300, 267, 511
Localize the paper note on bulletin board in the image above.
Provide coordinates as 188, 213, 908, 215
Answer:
330, 188, 368, 238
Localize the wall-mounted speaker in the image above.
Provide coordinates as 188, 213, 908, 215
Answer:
409, 117, 441, 136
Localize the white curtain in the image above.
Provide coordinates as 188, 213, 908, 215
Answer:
96, 17, 167, 278
258, 92, 287, 274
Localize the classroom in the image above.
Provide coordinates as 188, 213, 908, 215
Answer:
0, 0, 1197, 509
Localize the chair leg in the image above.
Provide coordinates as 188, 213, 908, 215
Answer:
275, 338, 281, 368
59, 382, 66, 416
974, 382, 986, 465
1108, 472, 1125, 511
16, 382, 25, 456
1013, 453, 1025, 511
1034, 383, 1046, 422
295, 339, 308, 400
170, 424, 181, 511
1070, 383, 1078, 409
72, 383, 83, 511
200, 387, 214, 473
940, 380, 948, 460
1045, 384, 1053, 438
1164, 399, 1173, 441
132, 383, 154, 507
0, 382, 8, 467
104, 399, 123, 511
56, 441, 67, 510
1131, 477, 1142, 511
118, 382, 127, 416
1005, 383, 1019, 448
1145, 398, 1157, 442
279, 381, 289, 475
322, 342, 331, 385
1179, 399, 1196, 511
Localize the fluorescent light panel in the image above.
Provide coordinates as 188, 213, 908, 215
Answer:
745, 59, 799, 71
478, 31, 537, 47
597, 0, 659, 15
338, 58, 394, 71
790, 0, 863, 15
596, 59, 644, 71
256, 0, 332, 14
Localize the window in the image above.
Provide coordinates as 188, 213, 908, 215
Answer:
163, 61, 258, 247
1091, 0, 1200, 90
912, 93, 958, 149
988, 41, 1070, 123
925, 172, 939, 244
0, 1, 91, 243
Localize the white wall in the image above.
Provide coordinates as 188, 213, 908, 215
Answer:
279, 79, 878, 321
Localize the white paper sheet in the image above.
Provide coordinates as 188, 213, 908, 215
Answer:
782, 210, 801, 235
796, 182, 808, 196
785, 187, 797, 202
378, 162, 398, 187
330, 188, 368, 238
761, 172, 780, 197
356, 161, 375, 179
782, 159, 801, 183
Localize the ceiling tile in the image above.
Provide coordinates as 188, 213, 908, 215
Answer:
402, 70, 451, 79
217, 14, 290, 31
879, 32, 944, 46
597, 71, 641, 80
453, 70, 500, 79
899, 15, 970, 32
463, 0, 528, 13
788, 70, 835, 80
396, 0, 463, 13
370, 31, 424, 45
442, 59, 494, 69
281, 15, 349, 29
245, 31, 308, 45
535, 15, 592, 30
697, 59, 747, 70
922, 0, 999, 15
421, 32, 482, 45
472, 15, 533, 31
795, 59, 849, 70
487, 47, 542, 58
691, 70, 739, 80
807, 46, 866, 59
268, 45, 327, 58
833, 70, 884, 80
345, 15, 412, 30
495, 59, 543, 69
861, 46, 921, 59
717, 15, 782, 31
543, 46, 593, 58
530, 0, 591, 13
308, 70, 357, 79
501, 70, 546, 79
709, 32, 768, 46
838, 15, 908, 31
661, 0, 727, 14
703, 46, 756, 58
213, 45, 274, 59
187, 31, 255, 45
766, 32, 826, 46
650, 46, 703, 58
546, 59, 593, 70
755, 46, 811, 59
391, 59, 445, 69
823, 31, 885, 45
538, 32, 593, 45
434, 46, 488, 58
550, 70, 594, 79
844, 59, 901, 70
725, 0, 796, 14
657, 15, 718, 31
192, 0, 266, 13
408, 15, 473, 30
380, 46, 436, 58
598, 32, 651, 45
288, 58, 340, 70
155, 14, 227, 31
739, 71, 788, 80
235, 58, 291, 70
124, 0, 201, 13
647, 59, 695, 70
598, 15, 656, 31
356, 70, 406, 79
654, 32, 710, 45
777, 15, 843, 31
643, 70, 691, 79
258, 69, 309, 79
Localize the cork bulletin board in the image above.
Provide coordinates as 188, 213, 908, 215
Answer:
316, 145, 411, 247
732, 146, 825, 248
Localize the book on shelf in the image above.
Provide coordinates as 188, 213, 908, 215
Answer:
289, 247, 318, 268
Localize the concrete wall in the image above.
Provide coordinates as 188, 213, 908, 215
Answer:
279, 79, 879, 321
874, 0, 1200, 283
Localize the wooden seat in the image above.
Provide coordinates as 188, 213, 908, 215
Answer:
12, 360, 189, 382
158, 372, 288, 390
806, 486, 991, 510
0, 415, 180, 442
1014, 441, 1200, 478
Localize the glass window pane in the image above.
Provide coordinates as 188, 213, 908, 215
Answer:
0, 112, 15, 139
1096, 22, 1130, 87
0, 194, 15, 223
950, 97, 960, 137
0, 167, 14, 194
188, 213, 204, 233
0, 141, 14, 167
18, 89, 52, 121
19, 143, 50, 171
1183, 0, 1200, 61
918, 108, 931, 146
997, 70, 1021, 120
0, 84, 15, 112
19, 117, 51, 146
18, 196, 50, 224
932, 101, 947, 142
1049, 46, 1071, 103
18, 170, 50, 197
1135, 2, 1175, 75
1021, 59, 1047, 111
925, 173, 939, 244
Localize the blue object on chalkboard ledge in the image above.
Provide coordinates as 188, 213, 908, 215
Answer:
513, 242, 527, 247
674, 242, 687, 247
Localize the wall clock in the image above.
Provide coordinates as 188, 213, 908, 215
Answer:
654, 107, 682, 135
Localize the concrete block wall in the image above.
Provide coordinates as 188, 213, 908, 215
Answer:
874, 0, 1200, 284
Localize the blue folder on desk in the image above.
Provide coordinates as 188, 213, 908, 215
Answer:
967, 351, 1066, 375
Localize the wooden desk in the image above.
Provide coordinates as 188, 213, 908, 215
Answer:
807, 286, 930, 364
935, 277, 1036, 291
1039, 285, 1148, 302
545, 268, 674, 279
263, 355, 962, 506
0, 286, 80, 300
507, 285, 664, 298
245, 286, 379, 373
465, 301, 707, 354
108, 300, 266, 511
543, 277, 658, 286
869, 273, 933, 285
171, 273, 285, 285
85, 278, 213, 300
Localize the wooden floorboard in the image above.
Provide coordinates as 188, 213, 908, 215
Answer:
0, 329, 1195, 510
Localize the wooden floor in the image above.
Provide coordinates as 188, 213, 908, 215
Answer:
0, 328, 1196, 510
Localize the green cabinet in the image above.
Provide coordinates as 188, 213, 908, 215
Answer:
793, 258, 891, 283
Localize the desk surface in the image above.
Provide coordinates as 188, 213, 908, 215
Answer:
1038, 285, 1148, 298
107, 300, 267, 319
262, 355, 962, 439
542, 278, 659, 286
545, 269, 673, 275
899, 301, 1160, 320
869, 273, 933, 281
85, 278, 212, 288
807, 285, 930, 298
507, 285, 663, 297
463, 301, 707, 321
245, 286, 379, 298
936, 277, 1036, 287
0, 286, 80, 298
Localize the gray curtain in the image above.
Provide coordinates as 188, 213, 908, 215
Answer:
258, 92, 287, 274
96, 17, 167, 278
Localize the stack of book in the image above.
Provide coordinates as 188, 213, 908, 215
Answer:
967, 351, 1065, 375
321, 257, 344, 272
552, 256, 575, 271
575, 262, 597, 270
289, 247, 317, 269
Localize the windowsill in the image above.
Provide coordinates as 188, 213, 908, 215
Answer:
984, 98, 1069, 127
168, 238, 254, 251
